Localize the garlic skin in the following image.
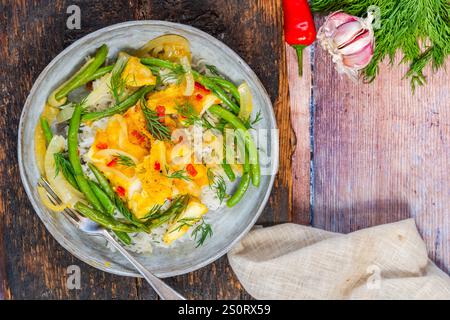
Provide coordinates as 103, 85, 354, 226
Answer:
318, 11, 375, 81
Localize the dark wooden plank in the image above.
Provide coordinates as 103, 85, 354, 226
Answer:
0, 0, 151, 300
1, 0, 294, 299
312, 25, 450, 273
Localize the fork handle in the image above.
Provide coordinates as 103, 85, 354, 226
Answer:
103, 231, 186, 300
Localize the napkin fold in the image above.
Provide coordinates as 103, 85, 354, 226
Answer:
227, 219, 450, 299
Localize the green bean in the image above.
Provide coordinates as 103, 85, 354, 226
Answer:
209, 105, 260, 187
221, 163, 236, 182
226, 173, 251, 207
40, 117, 53, 146
209, 77, 240, 104
55, 44, 109, 101
140, 57, 240, 113
75, 202, 140, 233
87, 179, 131, 244
88, 180, 115, 216
88, 163, 115, 198
68, 104, 104, 211
88, 163, 149, 233
81, 85, 154, 122
193, 74, 240, 114
83, 65, 114, 83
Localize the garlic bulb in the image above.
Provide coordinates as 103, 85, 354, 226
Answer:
317, 11, 375, 81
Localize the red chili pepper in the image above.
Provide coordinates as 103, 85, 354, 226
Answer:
154, 161, 161, 171
186, 164, 197, 177
116, 186, 126, 197
282, 0, 316, 76
195, 93, 203, 100
96, 142, 108, 150
107, 158, 117, 167
194, 82, 210, 93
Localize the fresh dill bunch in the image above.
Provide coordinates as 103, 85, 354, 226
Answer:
311, 0, 450, 89
113, 153, 135, 167
140, 98, 171, 141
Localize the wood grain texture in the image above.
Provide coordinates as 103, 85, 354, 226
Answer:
312, 31, 450, 273
286, 44, 312, 225
0, 0, 295, 299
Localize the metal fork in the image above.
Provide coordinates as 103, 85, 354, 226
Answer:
38, 177, 185, 300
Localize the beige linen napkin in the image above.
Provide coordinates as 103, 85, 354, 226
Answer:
228, 219, 450, 299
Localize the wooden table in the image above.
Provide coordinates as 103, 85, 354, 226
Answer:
0, 0, 448, 299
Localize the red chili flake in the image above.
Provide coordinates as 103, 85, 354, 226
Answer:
156, 105, 165, 114
116, 186, 126, 197
131, 130, 145, 143
195, 93, 203, 100
96, 142, 108, 150
186, 164, 197, 177
107, 158, 117, 167
195, 82, 210, 93
154, 161, 161, 171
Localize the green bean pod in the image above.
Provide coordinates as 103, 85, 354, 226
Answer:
209, 77, 241, 104
88, 180, 115, 216
75, 202, 140, 233
83, 65, 114, 83
209, 105, 260, 187
68, 104, 104, 211
40, 117, 53, 146
88, 163, 115, 198
81, 85, 154, 122
226, 173, 251, 207
87, 179, 131, 244
221, 163, 236, 182
55, 44, 109, 101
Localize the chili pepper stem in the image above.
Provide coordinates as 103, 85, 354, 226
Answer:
292, 45, 305, 76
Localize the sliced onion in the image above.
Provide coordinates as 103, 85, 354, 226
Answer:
135, 34, 191, 62
237, 82, 253, 121
37, 186, 67, 211
180, 56, 194, 96
44, 135, 83, 206
200, 94, 220, 115
56, 104, 74, 123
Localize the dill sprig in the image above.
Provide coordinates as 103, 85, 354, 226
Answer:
109, 55, 128, 103
191, 218, 213, 247
53, 152, 79, 190
176, 102, 200, 126
243, 110, 263, 129
207, 169, 227, 204
140, 98, 171, 141
113, 153, 135, 167
165, 167, 192, 181
205, 64, 221, 76
311, 0, 450, 89
144, 195, 190, 227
